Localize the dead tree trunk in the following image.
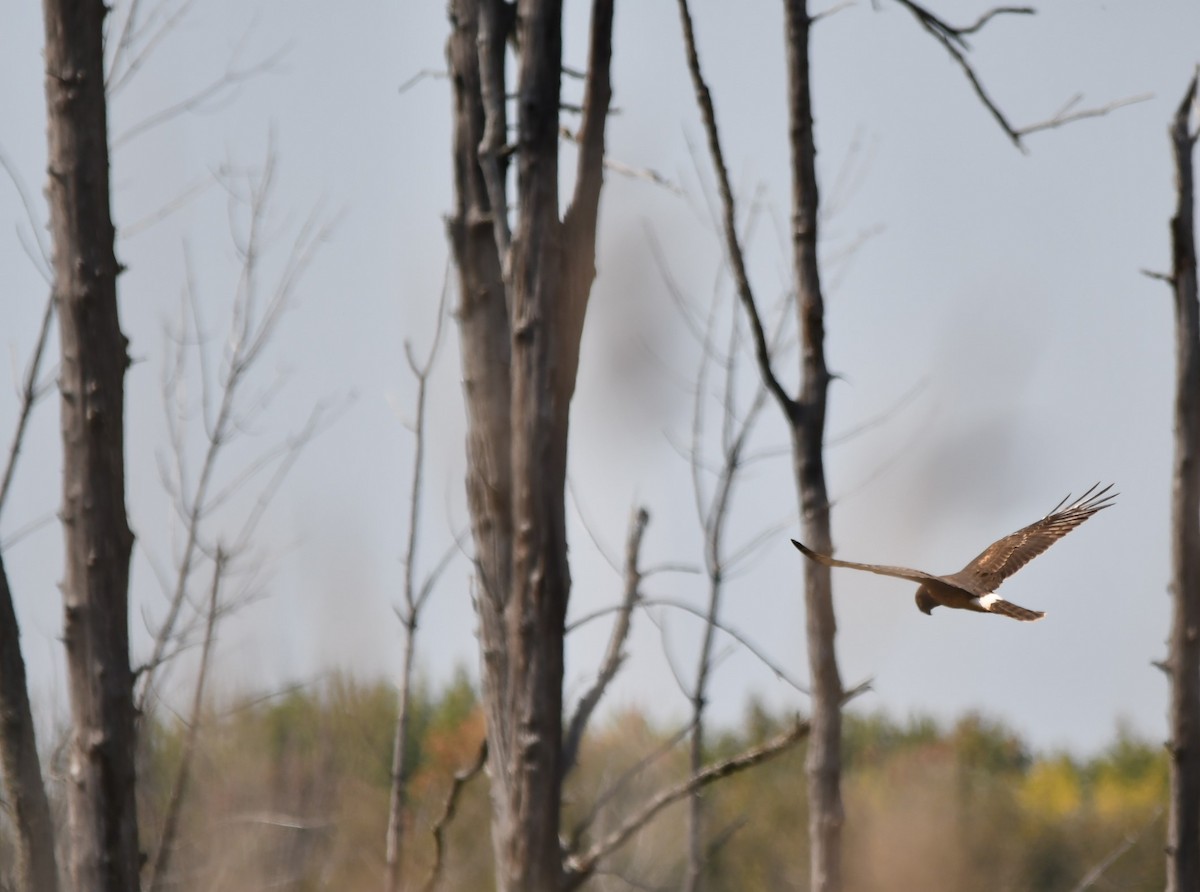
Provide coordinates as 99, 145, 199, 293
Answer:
41, 1, 141, 890
0, 554, 59, 892
446, 1, 613, 889
1166, 69, 1200, 892
676, 1, 843, 888
783, 5, 843, 891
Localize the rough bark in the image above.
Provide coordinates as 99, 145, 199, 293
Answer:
41, 1, 141, 890
446, 1, 613, 889
1167, 69, 1200, 892
0, 553, 59, 892
783, 5, 844, 891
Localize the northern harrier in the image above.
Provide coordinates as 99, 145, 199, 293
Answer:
791, 483, 1116, 622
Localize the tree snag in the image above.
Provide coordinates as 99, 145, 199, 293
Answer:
1165, 68, 1200, 892
42, 0, 141, 889
446, 0, 613, 888
677, 0, 844, 887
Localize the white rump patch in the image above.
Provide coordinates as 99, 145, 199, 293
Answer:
974, 594, 1002, 610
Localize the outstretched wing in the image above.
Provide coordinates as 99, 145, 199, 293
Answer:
953, 483, 1116, 594
790, 539, 938, 585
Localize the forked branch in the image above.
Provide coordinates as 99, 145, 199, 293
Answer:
892, 0, 1147, 151
675, 0, 795, 418
420, 738, 489, 892
562, 506, 649, 778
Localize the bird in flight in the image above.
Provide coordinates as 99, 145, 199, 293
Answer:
791, 483, 1116, 622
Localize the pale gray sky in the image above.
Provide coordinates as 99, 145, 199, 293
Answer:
2, 1, 1197, 755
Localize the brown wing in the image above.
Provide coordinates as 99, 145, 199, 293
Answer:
950, 483, 1116, 594
791, 539, 939, 585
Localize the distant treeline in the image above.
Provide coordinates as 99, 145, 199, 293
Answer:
13, 671, 1157, 891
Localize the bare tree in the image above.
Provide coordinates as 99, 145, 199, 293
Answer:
140, 152, 333, 891
677, 5, 1141, 891
446, 0, 613, 888
136, 151, 329, 713
669, 258, 781, 892
1163, 69, 1200, 892
41, 0, 140, 888
144, 547, 225, 892
447, 4, 829, 886
384, 287, 454, 892
676, 2, 844, 887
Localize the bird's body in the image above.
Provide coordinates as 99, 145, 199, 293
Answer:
791, 483, 1116, 622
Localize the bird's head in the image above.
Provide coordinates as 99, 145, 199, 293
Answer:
914, 586, 938, 615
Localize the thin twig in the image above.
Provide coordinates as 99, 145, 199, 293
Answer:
1069, 807, 1164, 892
399, 68, 449, 95
1016, 93, 1153, 140
567, 720, 697, 855
145, 547, 225, 892
0, 148, 52, 278
113, 45, 288, 148
0, 297, 54, 517
891, 0, 1029, 148
562, 720, 811, 890
386, 272, 452, 892
559, 127, 683, 195
568, 597, 809, 695
891, 1, 1145, 151
122, 175, 214, 239
420, 738, 488, 892
107, 0, 198, 93
563, 507, 650, 778
137, 147, 334, 710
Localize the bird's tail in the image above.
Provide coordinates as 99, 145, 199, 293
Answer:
987, 599, 1045, 622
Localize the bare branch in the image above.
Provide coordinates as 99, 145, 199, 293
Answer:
106, 0, 198, 92
0, 296, 54, 517
683, 280, 775, 890
675, 0, 796, 417
560, 127, 683, 195
420, 738, 488, 892
562, 720, 811, 889
386, 272, 452, 892
1069, 807, 1164, 892
563, 507, 650, 778
399, 68, 449, 95
956, 6, 1034, 36
145, 546, 225, 892
811, 0, 856, 26
0, 148, 52, 278
122, 175, 214, 239
1017, 92, 1153, 140
891, 0, 1028, 149
113, 44, 288, 148
138, 148, 333, 710
567, 597, 809, 695
826, 377, 927, 447
566, 720, 696, 854
892, 1, 1144, 151
0, 513, 57, 552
